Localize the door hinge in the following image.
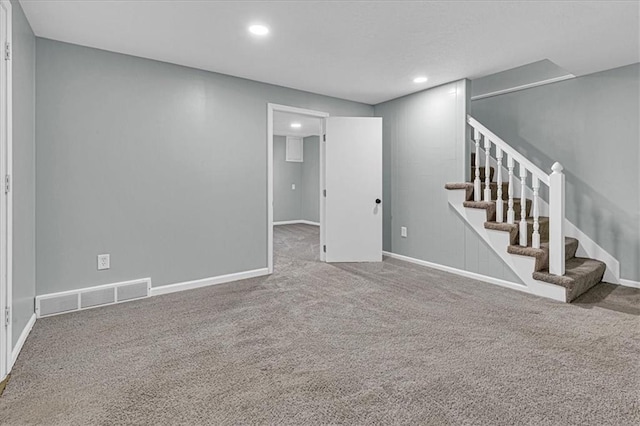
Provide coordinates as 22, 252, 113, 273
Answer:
323, 245, 326, 253
4, 175, 10, 194
323, 134, 326, 142
4, 43, 10, 61
323, 189, 326, 197
4, 307, 10, 327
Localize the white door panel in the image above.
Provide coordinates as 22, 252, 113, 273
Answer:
325, 117, 382, 262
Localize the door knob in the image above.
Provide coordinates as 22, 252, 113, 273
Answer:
375, 199, 382, 204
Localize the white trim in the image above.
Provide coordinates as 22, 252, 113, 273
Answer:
382, 251, 533, 295
274, 220, 320, 226
0, 0, 12, 382
619, 279, 640, 289
151, 268, 269, 297
9, 313, 35, 370
470, 74, 575, 101
267, 103, 329, 273
35, 278, 151, 318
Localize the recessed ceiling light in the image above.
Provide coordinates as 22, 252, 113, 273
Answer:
291, 123, 302, 129
249, 25, 269, 36
413, 76, 428, 83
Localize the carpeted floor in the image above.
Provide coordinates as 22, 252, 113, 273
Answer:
1, 224, 639, 425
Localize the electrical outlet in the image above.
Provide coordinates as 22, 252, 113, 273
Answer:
97, 254, 110, 270
291, 183, 296, 190
401, 227, 407, 238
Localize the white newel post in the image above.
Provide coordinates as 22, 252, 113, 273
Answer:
496, 147, 503, 223
519, 165, 528, 246
474, 129, 481, 201
484, 137, 491, 202
549, 162, 566, 275
507, 156, 515, 224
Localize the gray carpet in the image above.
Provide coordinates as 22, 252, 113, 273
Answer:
1, 224, 639, 425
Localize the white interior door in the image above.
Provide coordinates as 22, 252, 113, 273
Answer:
325, 117, 382, 262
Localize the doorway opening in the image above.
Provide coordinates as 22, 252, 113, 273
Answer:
267, 104, 328, 273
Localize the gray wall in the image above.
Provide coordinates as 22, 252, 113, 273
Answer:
471, 63, 640, 281
273, 135, 319, 223
36, 39, 372, 294
273, 136, 302, 222
11, 0, 36, 348
301, 136, 320, 223
375, 80, 521, 283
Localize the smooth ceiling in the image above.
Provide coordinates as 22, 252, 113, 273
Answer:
20, 0, 640, 104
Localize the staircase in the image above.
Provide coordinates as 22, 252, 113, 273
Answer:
445, 116, 607, 303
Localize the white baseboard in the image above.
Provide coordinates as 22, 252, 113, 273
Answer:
151, 268, 270, 297
619, 278, 640, 289
274, 220, 320, 226
382, 251, 531, 294
10, 313, 36, 370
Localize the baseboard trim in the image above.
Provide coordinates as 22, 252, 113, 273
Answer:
151, 268, 270, 297
274, 220, 320, 226
619, 279, 640, 289
382, 251, 530, 294
10, 313, 36, 370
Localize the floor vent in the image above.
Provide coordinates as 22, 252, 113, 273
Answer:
36, 278, 151, 318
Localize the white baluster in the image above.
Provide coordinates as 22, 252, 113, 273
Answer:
507, 156, 515, 224
532, 177, 540, 249
496, 147, 503, 223
483, 137, 491, 202
473, 129, 481, 202
519, 165, 528, 246
549, 162, 566, 275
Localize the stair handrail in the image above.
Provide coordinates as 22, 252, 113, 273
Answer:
467, 116, 549, 185
467, 114, 565, 276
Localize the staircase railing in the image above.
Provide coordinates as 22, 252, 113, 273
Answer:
467, 115, 565, 275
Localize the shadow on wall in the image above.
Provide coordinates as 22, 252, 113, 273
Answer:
488, 132, 639, 281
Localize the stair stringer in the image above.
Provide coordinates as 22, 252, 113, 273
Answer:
448, 189, 567, 302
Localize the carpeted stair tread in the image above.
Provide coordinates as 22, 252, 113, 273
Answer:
444, 182, 474, 201
507, 237, 579, 272
484, 221, 519, 244
463, 200, 496, 221
533, 257, 606, 302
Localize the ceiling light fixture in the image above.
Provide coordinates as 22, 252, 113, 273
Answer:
413, 76, 428, 83
249, 25, 269, 36
290, 123, 302, 129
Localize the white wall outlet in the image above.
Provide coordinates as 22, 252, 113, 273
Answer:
401, 226, 408, 238
291, 183, 296, 190
97, 254, 110, 270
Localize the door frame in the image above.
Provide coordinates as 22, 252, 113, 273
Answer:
0, 0, 12, 382
267, 103, 328, 273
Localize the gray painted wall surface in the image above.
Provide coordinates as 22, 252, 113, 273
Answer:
375, 80, 521, 283
301, 136, 320, 223
273, 136, 319, 223
472, 63, 640, 281
11, 0, 36, 347
273, 136, 302, 222
36, 39, 372, 294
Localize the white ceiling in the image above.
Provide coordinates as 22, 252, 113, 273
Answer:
273, 111, 321, 138
20, 0, 639, 105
